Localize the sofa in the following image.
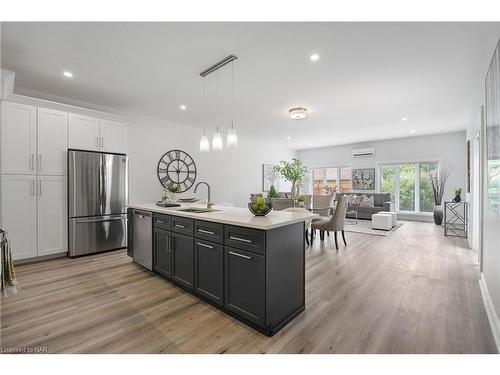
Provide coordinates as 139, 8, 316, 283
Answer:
334, 192, 391, 220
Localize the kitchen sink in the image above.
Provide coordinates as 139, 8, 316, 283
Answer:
176, 208, 221, 214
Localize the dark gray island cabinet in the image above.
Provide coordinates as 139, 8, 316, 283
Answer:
126, 206, 307, 336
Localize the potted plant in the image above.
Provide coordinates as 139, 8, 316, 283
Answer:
296, 195, 305, 207
273, 158, 309, 200
424, 168, 451, 225
166, 185, 179, 202
453, 187, 462, 202
267, 185, 277, 200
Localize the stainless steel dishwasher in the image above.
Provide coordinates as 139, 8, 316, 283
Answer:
133, 210, 152, 270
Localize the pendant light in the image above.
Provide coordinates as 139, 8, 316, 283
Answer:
200, 128, 210, 152
199, 78, 210, 152
227, 60, 238, 148
212, 70, 223, 151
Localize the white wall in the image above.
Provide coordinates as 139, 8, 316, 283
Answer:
127, 115, 295, 207
297, 131, 467, 209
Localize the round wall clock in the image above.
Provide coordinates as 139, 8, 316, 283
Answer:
157, 149, 197, 193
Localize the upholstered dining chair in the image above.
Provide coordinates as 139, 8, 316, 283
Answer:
310, 195, 349, 250
283, 207, 313, 246
271, 198, 295, 211
311, 194, 334, 221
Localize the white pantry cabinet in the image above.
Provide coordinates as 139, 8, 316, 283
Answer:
37, 107, 68, 175
1, 101, 37, 175
1, 174, 38, 260
37, 175, 67, 256
68, 113, 127, 153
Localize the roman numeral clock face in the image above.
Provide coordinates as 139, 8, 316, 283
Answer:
157, 150, 197, 193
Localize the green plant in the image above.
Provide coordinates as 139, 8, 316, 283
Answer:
454, 187, 462, 197
273, 158, 309, 199
267, 185, 277, 199
297, 195, 305, 202
167, 185, 179, 193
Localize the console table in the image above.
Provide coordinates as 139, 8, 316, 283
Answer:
444, 201, 467, 238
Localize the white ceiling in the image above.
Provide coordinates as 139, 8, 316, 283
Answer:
2, 22, 500, 149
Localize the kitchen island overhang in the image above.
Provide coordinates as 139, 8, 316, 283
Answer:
127, 204, 315, 336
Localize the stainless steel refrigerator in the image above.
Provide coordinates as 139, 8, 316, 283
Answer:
68, 150, 128, 257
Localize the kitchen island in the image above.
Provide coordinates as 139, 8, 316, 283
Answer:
127, 203, 314, 336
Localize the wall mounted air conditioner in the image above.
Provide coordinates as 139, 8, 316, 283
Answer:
352, 147, 375, 158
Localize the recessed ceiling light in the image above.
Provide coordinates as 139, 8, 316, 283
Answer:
402, 117, 408, 121
180, 105, 187, 110
63, 71, 73, 78
410, 129, 416, 133
289, 107, 308, 120
308, 143, 313, 146
286, 136, 292, 140
310, 54, 320, 62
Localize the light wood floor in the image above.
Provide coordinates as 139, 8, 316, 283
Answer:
1, 221, 496, 354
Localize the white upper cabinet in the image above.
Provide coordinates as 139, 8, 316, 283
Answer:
1, 101, 36, 175
68, 113, 127, 153
1, 174, 38, 260
68, 113, 100, 151
37, 175, 67, 256
99, 119, 127, 154
37, 107, 68, 175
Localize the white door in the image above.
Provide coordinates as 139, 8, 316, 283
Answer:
99, 119, 127, 153
1, 101, 37, 174
37, 107, 68, 175
37, 175, 67, 256
68, 113, 100, 151
1, 174, 37, 260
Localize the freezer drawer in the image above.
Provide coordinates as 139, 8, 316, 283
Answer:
69, 214, 127, 257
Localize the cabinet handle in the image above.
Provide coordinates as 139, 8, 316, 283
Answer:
198, 229, 215, 235
175, 223, 186, 228
95, 137, 99, 147
30, 153, 34, 170
38, 180, 42, 196
30, 180, 35, 196
197, 242, 214, 249
100, 137, 104, 149
229, 251, 252, 260
229, 235, 252, 244
156, 219, 165, 224
37, 154, 42, 171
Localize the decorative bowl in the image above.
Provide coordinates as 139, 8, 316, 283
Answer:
248, 202, 273, 216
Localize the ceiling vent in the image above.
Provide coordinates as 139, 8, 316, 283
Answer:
352, 147, 375, 158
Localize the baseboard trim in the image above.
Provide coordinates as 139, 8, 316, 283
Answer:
479, 273, 500, 352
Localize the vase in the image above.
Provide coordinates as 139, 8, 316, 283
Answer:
433, 204, 443, 225
454, 195, 461, 203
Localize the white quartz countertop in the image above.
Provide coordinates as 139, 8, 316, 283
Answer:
128, 203, 316, 230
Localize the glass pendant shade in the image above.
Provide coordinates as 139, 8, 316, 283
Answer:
212, 126, 223, 151
227, 127, 238, 148
200, 134, 210, 152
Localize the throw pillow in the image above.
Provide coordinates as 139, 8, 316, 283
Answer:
351, 195, 363, 206
362, 195, 374, 207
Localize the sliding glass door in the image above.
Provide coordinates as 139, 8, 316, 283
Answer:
380, 162, 438, 212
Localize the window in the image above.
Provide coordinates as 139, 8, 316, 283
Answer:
380, 162, 439, 212
311, 167, 352, 194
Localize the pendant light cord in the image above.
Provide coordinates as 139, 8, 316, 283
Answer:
231, 61, 234, 130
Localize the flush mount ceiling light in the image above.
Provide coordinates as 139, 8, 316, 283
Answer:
286, 136, 292, 140
402, 117, 408, 121
410, 129, 416, 133
63, 71, 73, 78
310, 54, 320, 62
180, 105, 187, 110
289, 107, 308, 120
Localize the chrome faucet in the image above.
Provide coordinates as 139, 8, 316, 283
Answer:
194, 181, 212, 209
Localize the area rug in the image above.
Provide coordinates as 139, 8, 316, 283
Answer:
343, 220, 404, 236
